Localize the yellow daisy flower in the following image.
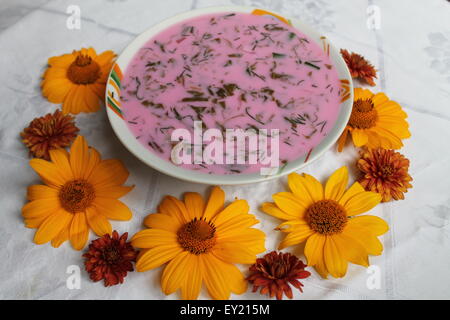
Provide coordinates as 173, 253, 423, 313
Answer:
22, 135, 133, 250
41, 47, 116, 114
131, 187, 266, 300
261, 166, 388, 279
337, 88, 410, 151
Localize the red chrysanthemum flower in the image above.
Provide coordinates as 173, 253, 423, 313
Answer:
247, 251, 310, 300
341, 49, 377, 86
20, 109, 79, 160
83, 231, 138, 287
357, 148, 413, 202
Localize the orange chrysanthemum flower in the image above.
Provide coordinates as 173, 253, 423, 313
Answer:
41, 48, 116, 114
262, 166, 388, 279
131, 187, 266, 300
83, 231, 138, 287
340, 49, 377, 86
357, 148, 413, 202
22, 135, 134, 250
20, 110, 79, 160
247, 251, 310, 300
337, 88, 411, 152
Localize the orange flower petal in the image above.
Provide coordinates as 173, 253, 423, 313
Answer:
86, 206, 112, 236
93, 198, 132, 221
69, 212, 89, 250
184, 192, 205, 220
202, 186, 225, 221
34, 209, 73, 245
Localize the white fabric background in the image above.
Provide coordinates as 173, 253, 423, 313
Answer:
0, 0, 449, 300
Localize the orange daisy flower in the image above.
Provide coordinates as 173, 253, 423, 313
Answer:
357, 148, 413, 202
131, 187, 266, 300
340, 49, 377, 86
337, 88, 411, 152
41, 48, 116, 114
22, 135, 133, 250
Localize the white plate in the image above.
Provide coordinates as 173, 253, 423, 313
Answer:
105, 6, 353, 185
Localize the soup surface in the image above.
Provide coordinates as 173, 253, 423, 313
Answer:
121, 12, 342, 174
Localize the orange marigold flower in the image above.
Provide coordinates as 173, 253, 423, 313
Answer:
20, 109, 79, 160
357, 148, 413, 202
341, 49, 377, 86
247, 251, 310, 300
41, 47, 116, 114
83, 231, 138, 287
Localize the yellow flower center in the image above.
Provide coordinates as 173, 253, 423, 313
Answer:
59, 179, 95, 213
305, 200, 347, 235
348, 98, 378, 129
177, 218, 216, 255
67, 54, 101, 85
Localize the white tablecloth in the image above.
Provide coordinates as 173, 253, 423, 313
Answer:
1, 0, 449, 300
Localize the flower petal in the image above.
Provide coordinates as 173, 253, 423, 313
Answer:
304, 233, 326, 266
143, 213, 181, 233
86, 206, 112, 236
303, 173, 324, 202
184, 192, 205, 220
261, 202, 295, 221
42, 78, 73, 103
22, 198, 60, 220
82, 147, 102, 180
94, 50, 116, 67
338, 182, 365, 206
158, 196, 189, 224
49, 149, 73, 181
88, 159, 129, 189
287, 173, 314, 206
135, 246, 182, 272
34, 209, 73, 245
131, 229, 177, 248
29, 158, 66, 187
278, 226, 314, 250
343, 224, 383, 256
348, 215, 389, 236
161, 251, 190, 295
324, 236, 348, 278
69, 135, 90, 179
351, 129, 369, 147
332, 233, 369, 267
83, 86, 101, 113
93, 198, 132, 221
324, 166, 349, 201
95, 185, 134, 199
272, 192, 307, 218
344, 191, 382, 216
181, 254, 202, 300
27, 185, 59, 201
212, 242, 260, 264
69, 212, 89, 250
202, 186, 225, 221
212, 199, 249, 227
201, 254, 246, 300
51, 227, 70, 248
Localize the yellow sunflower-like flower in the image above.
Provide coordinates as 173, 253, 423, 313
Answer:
337, 88, 410, 152
22, 135, 133, 250
41, 47, 116, 114
131, 187, 266, 300
261, 166, 388, 279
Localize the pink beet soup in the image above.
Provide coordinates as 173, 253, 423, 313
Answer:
120, 12, 342, 174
